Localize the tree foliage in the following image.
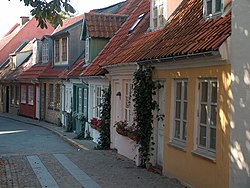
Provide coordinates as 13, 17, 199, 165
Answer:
11, 0, 76, 28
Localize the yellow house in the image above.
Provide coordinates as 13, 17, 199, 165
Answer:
103, 0, 232, 187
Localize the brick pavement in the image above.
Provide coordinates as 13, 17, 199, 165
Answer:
0, 113, 186, 188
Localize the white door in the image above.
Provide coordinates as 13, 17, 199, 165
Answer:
113, 81, 121, 149
156, 81, 165, 166
36, 85, 40, 119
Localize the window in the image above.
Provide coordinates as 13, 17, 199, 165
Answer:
198, 79, 217, 153
42, 43, 49, 63
129, 13, 145, 34
15, 85, 19, 105
10, 85, 14, 105
152, 0, 165, 29
55, 84, 61, 109
173, 80, 188, 144
54, 37, 68, 65
28, 85, 34, 105
54, 39, 60, 63
124, 81, 132, 123
204, 0, 223, 18
83, 88, 88, 116
78, 88, 82, 113
96, 86, 102, 118
48, 84, 54, 108
21, 85, 26, 104
85, 37, 89, 63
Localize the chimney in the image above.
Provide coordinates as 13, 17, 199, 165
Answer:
20, 16, 29, 26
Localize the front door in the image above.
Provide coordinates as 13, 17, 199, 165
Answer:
36, 85, 40, 119
155, 81, 165, 167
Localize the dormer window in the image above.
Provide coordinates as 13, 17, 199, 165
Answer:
42, 43, 49, 63
204, 0, 223, 18
54, 37, 68, 65
151, 0, 166, 30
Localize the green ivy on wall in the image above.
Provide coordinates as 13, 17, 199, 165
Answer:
133, 66, 159, 167
97, 84, 111, 149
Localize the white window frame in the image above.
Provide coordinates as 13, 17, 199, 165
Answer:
124, 81, 132, 124
172, 79, 188, 146
85, 37, 89, 63
151, 0, 166, 30
21, 85, 26, 104
28, 85, 34, 105
48, 84, 54, 108
83, 88, 88, 116
204, 0, 223, 18
95, 86, 102, 118
42, 43, 49, 63
54, 37, 68, 65
55, 84, 61, 109
78, 88, 82, 113
197, 79, 217, 155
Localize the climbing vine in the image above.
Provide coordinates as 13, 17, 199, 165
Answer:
97, 84, 111, 149
133, 66, 158, 167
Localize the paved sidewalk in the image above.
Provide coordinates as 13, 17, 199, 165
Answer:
0, 112, 97, 151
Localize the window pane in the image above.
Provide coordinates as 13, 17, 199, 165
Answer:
174, 120, 180, 139
28, 85, 34, 105
200, 104, 207, 124
62, 38, 67, 61
201, 82, 208, 102
199, 126, 207, 147
182, 122, 186, 140
175, 101, 181, 119
49, 84, 53, 107
211, 81, 217, 103
184, 82, 188, 100
206, 0, 212, 15
210, 105, 217, 126
78, 88, 82, 113
55, 40, 59, 62
210, 128, 216, 150
10, 86, 14, 105
176, 82, 182, 100
215, 0, 221, 13
183, 102, 187, 120
15, 85, 19, 105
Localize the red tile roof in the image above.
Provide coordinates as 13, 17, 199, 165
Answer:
60, 54, 87, 78
84, 13, 128, 38
82, 0, 150, 76
117, 0, 142, 15
18, 62, 48, 80
38, 62, 65, 78
119, 0, 231, 62
0, 17, 54, 66
52, 14, 84, 34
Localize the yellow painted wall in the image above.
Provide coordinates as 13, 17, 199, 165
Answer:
153, 64, 230, 188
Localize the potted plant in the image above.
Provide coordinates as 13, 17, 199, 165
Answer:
90, 117, 102, 132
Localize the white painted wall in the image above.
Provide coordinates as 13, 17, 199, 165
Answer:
86, 77, 109, 143
231, 0, 250, 187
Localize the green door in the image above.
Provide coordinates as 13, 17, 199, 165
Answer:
72, 84, 88, 134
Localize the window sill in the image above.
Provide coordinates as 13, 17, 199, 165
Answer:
168, 141, 186, 152
192, 149, 216, 163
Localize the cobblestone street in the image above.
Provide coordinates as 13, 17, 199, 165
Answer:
0, 114, 185, 188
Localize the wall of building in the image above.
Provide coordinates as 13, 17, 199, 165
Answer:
153, 62, 230, 188
231, 0, 250, 187
41, 79, 61, 125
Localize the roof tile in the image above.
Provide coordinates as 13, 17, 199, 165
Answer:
85, 13, 128, 38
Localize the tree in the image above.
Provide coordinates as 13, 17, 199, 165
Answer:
11, 0, 76, 28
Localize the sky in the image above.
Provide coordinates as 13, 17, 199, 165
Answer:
0, 0, 124, 38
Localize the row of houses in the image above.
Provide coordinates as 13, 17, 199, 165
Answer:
0, 0, 249, 187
